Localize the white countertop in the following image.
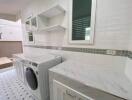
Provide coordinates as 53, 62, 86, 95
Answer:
50, 59, 132, 100
16, 47, 132, 99
14, 53, 61, 64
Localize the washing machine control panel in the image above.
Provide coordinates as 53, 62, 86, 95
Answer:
32, 62, 38, 67
23, 60, 38, 67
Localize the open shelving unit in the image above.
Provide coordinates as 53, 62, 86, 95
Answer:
39, 4, 65, 18
25, 4, 66, 36
37, 4, 66, 33
38, 25, 66, 32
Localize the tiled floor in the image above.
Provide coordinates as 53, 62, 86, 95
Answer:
0, 69, 38, 100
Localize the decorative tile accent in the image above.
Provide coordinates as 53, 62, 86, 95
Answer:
24, 45, 130, 57
62, 47, 107, 55
115, 50, 128, 57
128, 51, 132, 59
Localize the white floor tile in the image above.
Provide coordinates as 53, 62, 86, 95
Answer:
0, 69, 38, 100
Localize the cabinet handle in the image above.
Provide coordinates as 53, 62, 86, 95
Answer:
66, 90, 76, 98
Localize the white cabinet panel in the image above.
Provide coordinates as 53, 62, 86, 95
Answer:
13, 58, 25, 83
53, 80, 93, 100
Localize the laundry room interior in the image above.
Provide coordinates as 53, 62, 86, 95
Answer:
0, 0, 132, 100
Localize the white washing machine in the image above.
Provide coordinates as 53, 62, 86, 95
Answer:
23, 54, 62, 100
13, 54, 45, 85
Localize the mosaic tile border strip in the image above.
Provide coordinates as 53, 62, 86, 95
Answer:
24, 45, 130, 57
128, 51, 132, 59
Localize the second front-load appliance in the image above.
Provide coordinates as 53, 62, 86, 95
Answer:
23, 54, 62, 100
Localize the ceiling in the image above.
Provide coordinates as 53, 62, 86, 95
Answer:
0, 0, 31, 16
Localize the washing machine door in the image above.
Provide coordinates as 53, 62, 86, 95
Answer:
25, 67, 38, 90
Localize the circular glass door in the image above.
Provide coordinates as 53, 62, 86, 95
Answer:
25, 67, 38, 90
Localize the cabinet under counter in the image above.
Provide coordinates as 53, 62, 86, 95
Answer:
49, 60, 132, 100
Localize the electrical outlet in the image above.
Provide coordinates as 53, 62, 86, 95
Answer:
58, 47, 62, 50
106, 50, 116, 55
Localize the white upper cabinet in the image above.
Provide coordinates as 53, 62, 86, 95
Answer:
31, 17, 38, 31
25, 20, 31, 31
25, 16, 38, 31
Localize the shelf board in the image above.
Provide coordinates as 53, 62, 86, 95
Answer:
39, 25, 66, 32
39, 5, 65, 18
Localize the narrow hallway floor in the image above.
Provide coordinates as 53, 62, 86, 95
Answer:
0, 69, 38, 100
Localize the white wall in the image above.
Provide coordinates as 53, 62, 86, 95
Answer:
21, 0, 132, 75
0, 19, 23, 41
21, 0, 132, 50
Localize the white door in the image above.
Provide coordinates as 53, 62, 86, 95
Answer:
53, 80, 93, 100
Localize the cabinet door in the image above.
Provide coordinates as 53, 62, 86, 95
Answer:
31, 17, 38, 31
53, 80, 93, 100
25, 20, 31, 31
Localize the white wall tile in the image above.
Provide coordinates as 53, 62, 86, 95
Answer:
21, 0, 132, 50
21, 0, 132, 73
